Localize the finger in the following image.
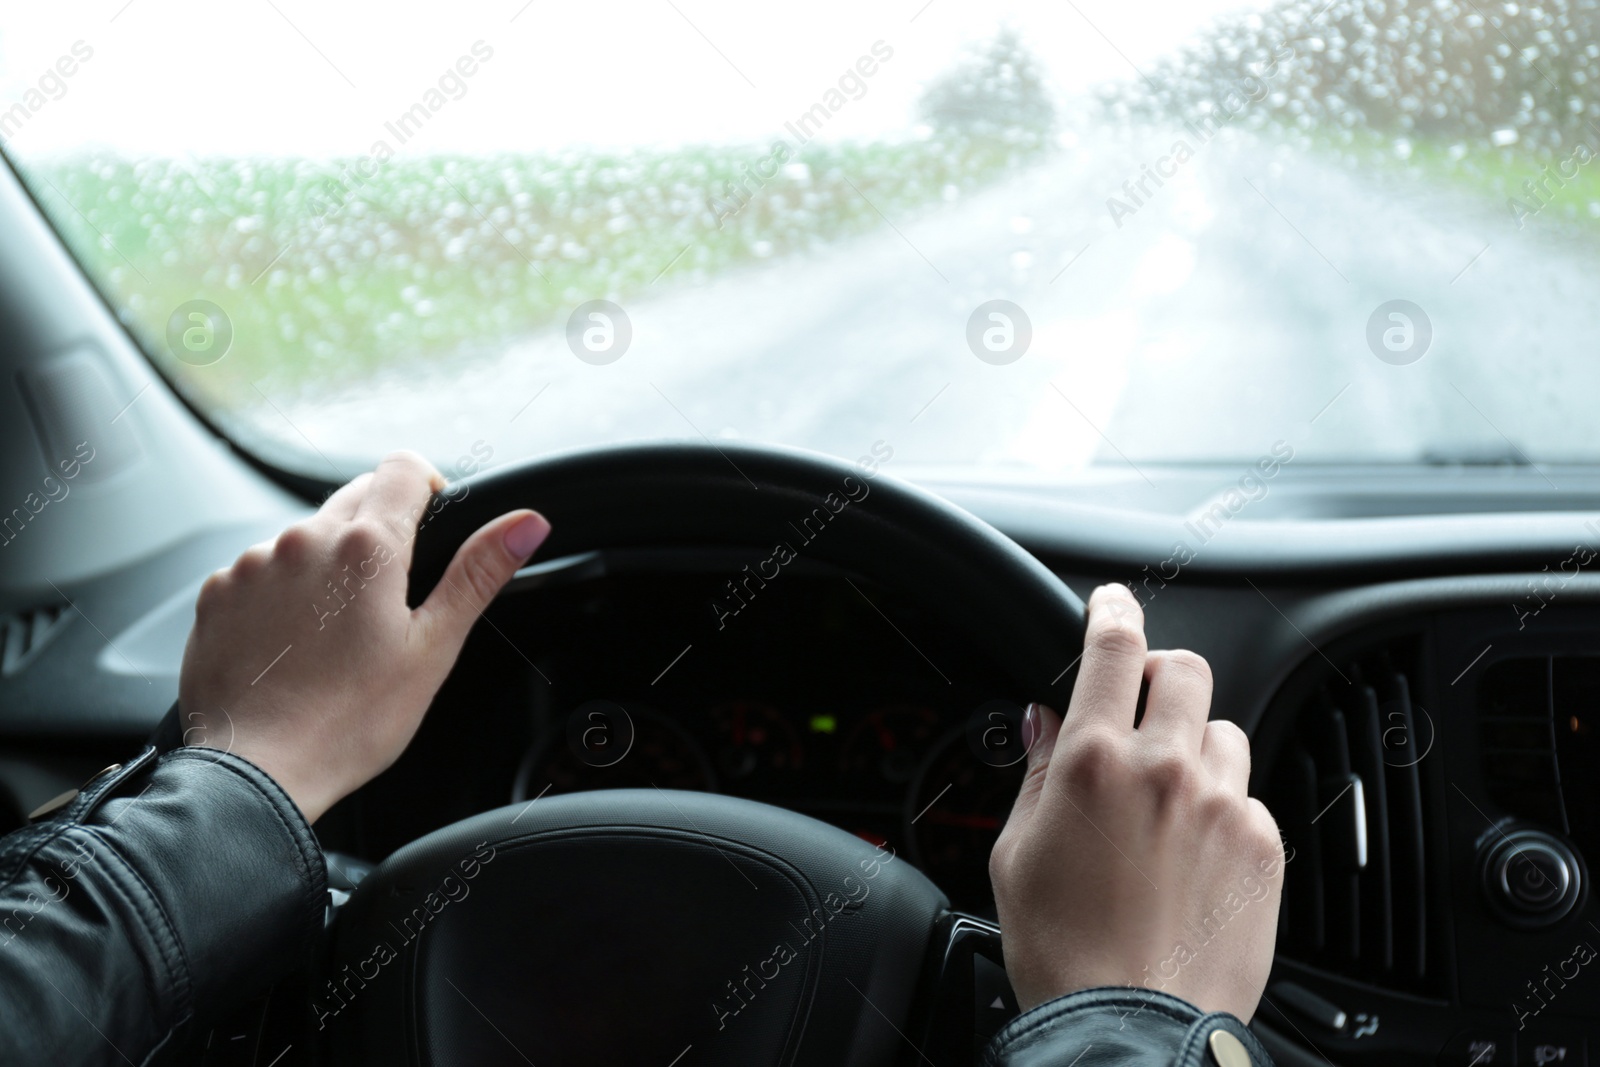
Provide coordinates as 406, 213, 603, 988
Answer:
1006, 702, 1062, 828
355, 451, 445, 568
1137, 650, 1213, 751
1201, 718, 1252, 794
1248, 798, 1286, 867
230, 540, 276, 580
1062, 584, 1149, 733
318, 471, 373, 522
414, 510, 551, 651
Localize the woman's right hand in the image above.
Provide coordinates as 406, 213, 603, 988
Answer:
989, 583, 1286, 1020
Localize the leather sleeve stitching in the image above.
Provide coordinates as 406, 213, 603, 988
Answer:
163, 749, 327, 942
0, 750, 160, 887
76, 825, 196, 1030
0, 822, 74, 895
991, 987, 1198, 1050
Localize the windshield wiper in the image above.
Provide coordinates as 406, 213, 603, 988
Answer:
1419, 445, 1533, 468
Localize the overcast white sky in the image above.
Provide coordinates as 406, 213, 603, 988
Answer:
0, 0, 1275, 156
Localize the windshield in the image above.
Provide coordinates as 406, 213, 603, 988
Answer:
2, 1, 1597, 483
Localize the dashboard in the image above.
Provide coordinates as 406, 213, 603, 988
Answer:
9, 508, 1600, 1066
319, 548, 1600, 1066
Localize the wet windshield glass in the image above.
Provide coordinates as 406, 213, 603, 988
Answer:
1, 0, 1595, 480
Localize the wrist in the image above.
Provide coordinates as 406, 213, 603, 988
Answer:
984, 987, 1271, 1067
189, 738, 334, 824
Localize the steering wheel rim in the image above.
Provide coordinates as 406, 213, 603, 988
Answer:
407, 440, 1086, 705
319, 441, 1086, 1065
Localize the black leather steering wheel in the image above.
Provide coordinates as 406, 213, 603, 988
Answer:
317, 442, 1086, 1066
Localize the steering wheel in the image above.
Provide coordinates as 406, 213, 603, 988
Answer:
316, 441, 1086, 1066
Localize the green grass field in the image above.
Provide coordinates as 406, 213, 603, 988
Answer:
24, 137, 1042, 408
1399, 137, 1600, 231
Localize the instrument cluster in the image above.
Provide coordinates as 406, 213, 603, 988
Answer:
511, 696, 1028, 908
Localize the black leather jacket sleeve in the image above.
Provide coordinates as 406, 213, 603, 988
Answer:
0, 744, 327, 1066
982, 987, 1275, 1067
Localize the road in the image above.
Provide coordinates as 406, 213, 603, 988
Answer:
273, 124, 1600, 483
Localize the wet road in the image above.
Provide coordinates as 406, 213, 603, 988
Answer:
276, 125, 1600, 480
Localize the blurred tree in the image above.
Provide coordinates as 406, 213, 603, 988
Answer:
917, 27, 1056, 142
1111, 0, 1600, 160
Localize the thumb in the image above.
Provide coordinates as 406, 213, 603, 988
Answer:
415, 510, 550, 648
1008, 702, 1062, 827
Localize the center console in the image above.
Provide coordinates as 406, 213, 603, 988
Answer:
1255, 604, 1600, 1066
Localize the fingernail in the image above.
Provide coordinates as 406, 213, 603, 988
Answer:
504, 512, 551, 559
1022, 702, 1040, 753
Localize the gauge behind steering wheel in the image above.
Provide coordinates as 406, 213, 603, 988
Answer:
319, 442, 1085, 1066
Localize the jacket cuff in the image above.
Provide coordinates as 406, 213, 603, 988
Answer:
982, 987, 1274, 1067
76, 746, 328, 1024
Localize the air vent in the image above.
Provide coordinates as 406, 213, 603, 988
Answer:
1263, 633, 1441, 995
1482, 655, 1600, 870
1477, 657, 1566, 831
1554, 658, 1600, 870
0, 603, 71, 675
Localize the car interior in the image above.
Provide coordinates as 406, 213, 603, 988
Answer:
4, 2, 1600, 1065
